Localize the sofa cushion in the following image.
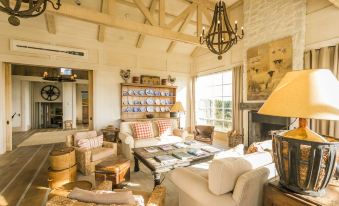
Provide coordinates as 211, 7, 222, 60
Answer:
208, 151, 273, 195
78, 135, 103, 149
134, 135, 183, 148
91, 147, 115, 162
132, 122, 154, 140
156, 120, 173, 136
74, 131, 97, 146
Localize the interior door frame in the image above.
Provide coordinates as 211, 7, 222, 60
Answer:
4, 63, 12, 151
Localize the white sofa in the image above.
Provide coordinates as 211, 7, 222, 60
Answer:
119, 119, 188, 159
170, 150, 277, 206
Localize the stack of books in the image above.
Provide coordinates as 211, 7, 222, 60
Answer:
158, 145, 175, 151
201, 146, 221, 153
172, 152, 193, 161
144, 147, 159, 153
187, 148, 206, 157
174, 142, 188, 148
154, 154, 177, 164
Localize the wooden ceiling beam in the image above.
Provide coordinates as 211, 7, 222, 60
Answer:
45, 13, 56, 34
133, 0, 157, 25
167, 3, 195, 29
328, 0, 339, 8
167, 4, 196, 53
159, 0, 165, 27
136, 0, 157, 48
47, 3, 200, 45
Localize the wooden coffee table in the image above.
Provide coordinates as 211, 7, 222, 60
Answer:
132, 141, 222, 187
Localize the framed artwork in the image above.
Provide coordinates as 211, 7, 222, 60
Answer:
140, 75, 161, 85
247, 36, 292, 101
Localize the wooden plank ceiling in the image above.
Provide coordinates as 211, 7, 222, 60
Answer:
4, 0, 241, 56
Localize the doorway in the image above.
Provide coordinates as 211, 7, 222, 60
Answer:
6, 64, 94, 150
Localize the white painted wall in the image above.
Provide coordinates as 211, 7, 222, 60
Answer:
62, 83, 77, 129
0, 63, 6, 154
21, 81, 32, 131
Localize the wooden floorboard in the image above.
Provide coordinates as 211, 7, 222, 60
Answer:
0, 144, 54, 206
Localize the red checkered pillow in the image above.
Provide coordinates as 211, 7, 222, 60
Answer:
156, 120, 173, 136
132, 122, 154, 140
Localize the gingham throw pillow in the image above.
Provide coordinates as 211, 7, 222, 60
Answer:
156, 120, 173, 136
78, 135, 103, 149
132, 122, 154, 140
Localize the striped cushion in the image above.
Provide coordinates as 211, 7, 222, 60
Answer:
78, 135, 103, 149
156, 120, 173, 136
132, 122, 154, 140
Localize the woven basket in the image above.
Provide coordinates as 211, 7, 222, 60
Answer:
273, 134, 339, 196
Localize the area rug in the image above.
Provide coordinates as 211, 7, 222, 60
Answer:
18, 129, 87, 147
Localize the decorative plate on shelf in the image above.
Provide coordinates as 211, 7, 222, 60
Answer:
146, 98, 154, 105
133, 107, 139, 112
128, 100, 134, 105
123, 91, 128, 96
160, 107, 166, 112
123, 100, 128, 105
146, 89, 154, 96
169, 92, 174, 96
160, 99, 166, 105
134, 100, 140, 105
141, 99, 147, 105
126, 107, 132, 112
155, 107, 160, 112
140, 107, 146, 112
155, 91, 161, 96
161, 91, 165, 96
166, 107, 170, 112
128, 90, 133, 96
155, 99, 161, 105
165, 92, 170, 96
134, 90, 139, 95
147, 106, 154, 112
139, 90, 145, 96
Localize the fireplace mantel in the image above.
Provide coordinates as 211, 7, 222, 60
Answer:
240, 102, 264, 111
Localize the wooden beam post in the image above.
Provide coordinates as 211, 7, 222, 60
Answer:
133, 0, 157, 26
45, 13, 56, 34
47, 3, 200, 45
98, 0, 116, 42
197, 3, 202, 37
159, 0, 165, 27
167, 3, 195, 29
136, 0, 157, 48
167, 5, 195, 53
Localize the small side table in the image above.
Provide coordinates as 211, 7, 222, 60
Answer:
101, 127, 120, 142
95, 157, 130, 189
264, 178, 339, 206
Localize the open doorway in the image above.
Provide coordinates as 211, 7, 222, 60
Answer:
10, 64, 93, 148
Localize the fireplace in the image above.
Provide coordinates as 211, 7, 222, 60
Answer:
248, 110, 290, 145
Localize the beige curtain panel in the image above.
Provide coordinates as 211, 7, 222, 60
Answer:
304, 45, 339, 137
232, 65, 243, 134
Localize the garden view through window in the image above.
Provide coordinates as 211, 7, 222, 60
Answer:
195, 70, 232, 131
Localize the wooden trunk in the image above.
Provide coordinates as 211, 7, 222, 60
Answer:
48, 164, 77, 189
49, 147, 75, 171
95, 159, 130, 189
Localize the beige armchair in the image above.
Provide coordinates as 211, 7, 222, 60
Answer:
66, 131, 117, 175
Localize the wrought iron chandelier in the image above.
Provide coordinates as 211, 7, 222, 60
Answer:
42, 68, 77, 82
0, 0, 61, 26
200, 0, 244, 60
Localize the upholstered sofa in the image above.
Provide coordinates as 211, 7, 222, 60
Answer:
119, 119, 188, 159
66, 131, 117, 175
170, 149, 277, 206
47, 181, 166, 206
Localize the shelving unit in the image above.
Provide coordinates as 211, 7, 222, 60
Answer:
121, 83, 177, 120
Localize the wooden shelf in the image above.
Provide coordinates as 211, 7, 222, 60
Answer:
121, 83, 177, 89
122, 95, 176, 98
121, 83, 177, 120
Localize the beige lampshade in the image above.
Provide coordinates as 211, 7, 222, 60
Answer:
170, 102, 185, 113
258, 69, 339, 121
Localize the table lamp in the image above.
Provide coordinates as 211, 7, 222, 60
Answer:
170, 102, 185, 129
258, 69, 339, 196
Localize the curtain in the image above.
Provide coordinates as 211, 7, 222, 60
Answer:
190, 76, 197, 133
304, 45, 339, 137
232, 65, 243, 134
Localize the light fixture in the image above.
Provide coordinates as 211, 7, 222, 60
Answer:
200, 0, 244, 60
43, 68, 77, 82
0, 0, 61, 26
170, 102, 185, 129
258, 69, 339, 196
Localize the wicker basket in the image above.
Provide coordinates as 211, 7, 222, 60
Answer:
273, 134, 339, 196
228, 132, 243, 148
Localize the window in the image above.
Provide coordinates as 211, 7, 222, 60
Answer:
195, 70, 232, 131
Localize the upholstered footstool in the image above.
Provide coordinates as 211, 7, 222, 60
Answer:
95, 157, 130, 189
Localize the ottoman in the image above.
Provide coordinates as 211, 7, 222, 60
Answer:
95, 157, 130, 189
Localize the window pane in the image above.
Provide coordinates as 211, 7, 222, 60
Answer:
222, 84, 232, 97
195, 70, 233, 131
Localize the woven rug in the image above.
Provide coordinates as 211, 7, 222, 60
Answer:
18, 129, 87, 147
